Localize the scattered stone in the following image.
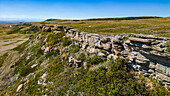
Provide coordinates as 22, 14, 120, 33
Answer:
98, 52, 106, 57
38, 25, 170, 86
129, 37, 155, 43
155, 64, 167, 74
16, 84, 24, 92
31, 64, 38, 68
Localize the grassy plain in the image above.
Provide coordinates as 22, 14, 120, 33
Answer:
42, 17, 170, 38
0, 24, 30, 55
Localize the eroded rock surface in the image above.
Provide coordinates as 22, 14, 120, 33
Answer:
39, 24, 170, 87
63, 26, 170, 87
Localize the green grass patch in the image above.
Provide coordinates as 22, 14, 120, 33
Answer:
123, 37, 129, 43
0, 52, 8, 67
69, 44, 80, 53
87, 55, 103, 65
62, 38, 72, 47
164, 42, 170, 53
46, 32, 65, 46
13, 40, 30, 53
19, 25, 41, 34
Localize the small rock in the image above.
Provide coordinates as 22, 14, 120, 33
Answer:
31, 64, 38, 68
98, 52, 106, 57
16, 84, 24, 92
107, 54, 115, 59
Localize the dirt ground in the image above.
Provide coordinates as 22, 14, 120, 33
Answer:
0, 34, 29, 56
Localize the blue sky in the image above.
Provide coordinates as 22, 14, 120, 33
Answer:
0, 0, 170, 20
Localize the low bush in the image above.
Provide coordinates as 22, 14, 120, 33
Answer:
62, 38, 72, 47
77, 53, 86, 61
164, 42, 170, 53
87, 55, 103, 65
13, 40, 30, 53
46, 62, 64, 81
123, 37, 129, 43
20, 25, 41, 34
19, 65, 35, 76
70, 44, 80, 53
7, 26, 23, 34
0, 53, 8, 67
46, 32, 65, 45
23, 23, 32, 27
46, 49, 60, 57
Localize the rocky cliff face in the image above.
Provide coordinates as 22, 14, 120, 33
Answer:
61, 26, 170, 87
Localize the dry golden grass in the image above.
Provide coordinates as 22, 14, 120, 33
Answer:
42, 17, 170, 38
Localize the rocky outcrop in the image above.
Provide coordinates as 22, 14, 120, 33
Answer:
40, 24, 64, 32
39, 24, 170, 87
63, 26, 170, 87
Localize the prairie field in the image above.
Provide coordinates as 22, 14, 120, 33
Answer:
42, 17, 170, 38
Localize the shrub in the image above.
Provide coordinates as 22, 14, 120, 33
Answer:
87, 55, 103, 65
19, 65, 35, 76
62, 38, 72, 47
7, 26, 23, 34
23, 23, 32, 27
70, 44, 80, 53
0, 53, 8, 67
164, 42, 170, 53
13, 40, 30, 53
46, 32, 65, 45
46, 49, 60, 57
164, 42, 170, 46
46, 62, 64, 81
123, 37, 129, 43
20, 25, 41, 34
167, 47, 170, 53
77, 53, 86, 61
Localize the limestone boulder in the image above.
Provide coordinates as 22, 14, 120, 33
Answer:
156, 72, 170, 82
69, 56, 74, 63
82, 42, 89, 49
74, 60, 82, 68
129, 37, 155, 43
136, 59, 150, 67
101, 36, 110, 43
107, 54, 115, 59
148, 62, 156, 69
53, 31, 61, 34
166, 68, 170, 76
155, 64, 167, 74
44, 46, 52, 54
45, 27, 52, 32
148, 69, 154, 73
98, 52, 106, 57
16, 84, 24, 92
133, 34, 155, 39
88, 48, 99, 54
111, 38, 121, 43
103, 42, 112, 51
56, 25, 64, 30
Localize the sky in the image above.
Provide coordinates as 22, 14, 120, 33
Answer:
0, 0, 170, 21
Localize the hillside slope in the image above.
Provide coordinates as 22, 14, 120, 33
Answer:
0, 24, 169, 95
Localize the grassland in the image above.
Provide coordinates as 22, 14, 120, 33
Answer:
42, 17, 170, 38
2, 40, 23, 46
0, 23, 31, 55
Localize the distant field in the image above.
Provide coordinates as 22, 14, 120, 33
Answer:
0, 23, 30, 55
42, 17, 170, 38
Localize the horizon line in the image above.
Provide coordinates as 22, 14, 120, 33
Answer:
0, 15, 170, 20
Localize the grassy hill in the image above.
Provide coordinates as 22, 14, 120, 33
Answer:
0, 17, 169, 95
